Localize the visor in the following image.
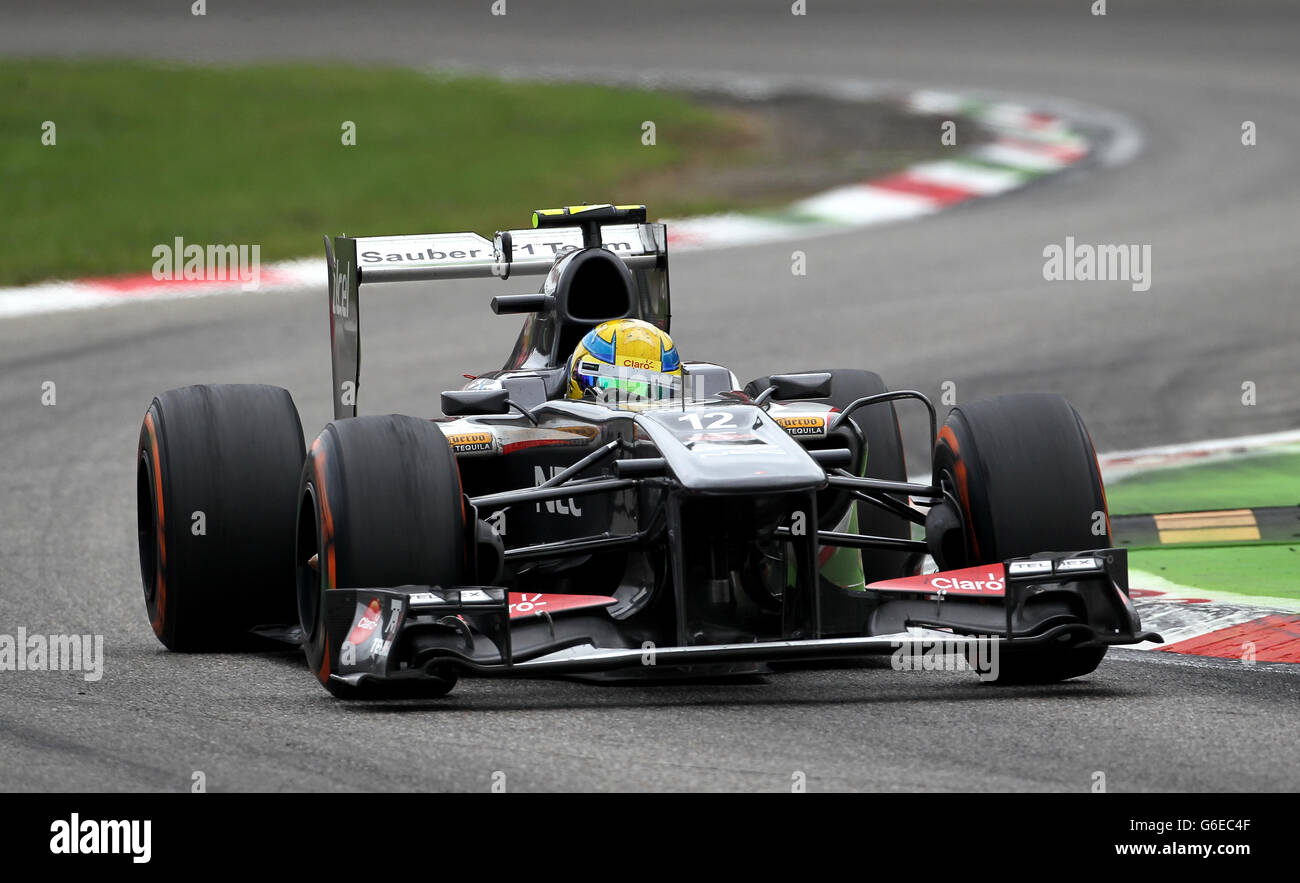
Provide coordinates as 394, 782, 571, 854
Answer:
579, 361, 681, 407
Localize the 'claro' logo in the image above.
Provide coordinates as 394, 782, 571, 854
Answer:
622, 358, 656, 369
929, 572, 1004, 593
347, 598, 383, 646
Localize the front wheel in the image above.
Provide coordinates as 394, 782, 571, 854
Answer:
932, 393, 1111, 684
297, 414, 468, 699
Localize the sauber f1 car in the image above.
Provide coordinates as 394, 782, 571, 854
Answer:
135, 203, 1160, 698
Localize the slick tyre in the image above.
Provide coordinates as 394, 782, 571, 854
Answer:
297, 415, 467, 699
137, 384, 305, 651
932, 393, 1110, 684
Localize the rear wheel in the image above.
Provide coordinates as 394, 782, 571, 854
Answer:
297, 415, 467, 699
136, 384, 304, 651
932, 393, 1110, 683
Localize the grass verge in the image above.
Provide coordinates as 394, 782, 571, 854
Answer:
1, 59, 951, 286
0, 60, 755, 285
1131, 545, 1300, 601
1107, 452, 1299, 602
1106, 450, 1300, 515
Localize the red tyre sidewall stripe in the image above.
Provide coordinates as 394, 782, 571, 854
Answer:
310, 436, 337, 684
937, 424, 981, 560
1081, 421, 1112, 540
144, 411, 167, 637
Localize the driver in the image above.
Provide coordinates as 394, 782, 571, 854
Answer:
567, 318, 682, 409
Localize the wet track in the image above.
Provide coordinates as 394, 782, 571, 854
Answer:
1, 1, 1297, 790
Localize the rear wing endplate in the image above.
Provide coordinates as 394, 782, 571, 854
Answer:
325, 217, 667, 419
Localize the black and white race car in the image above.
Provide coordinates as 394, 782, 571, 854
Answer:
135, 204, 1159, 698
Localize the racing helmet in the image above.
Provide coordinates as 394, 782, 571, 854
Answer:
567, 318, 682, 408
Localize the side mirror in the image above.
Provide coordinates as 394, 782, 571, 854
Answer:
441, 388, 510, 417
490, 294, 554, 315
762, 372, 833, 403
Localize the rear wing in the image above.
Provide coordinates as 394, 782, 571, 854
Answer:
324, 205, 668, 419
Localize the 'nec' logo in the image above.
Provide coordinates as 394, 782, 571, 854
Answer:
332, 262, 351, 318
534, 466, 582, 516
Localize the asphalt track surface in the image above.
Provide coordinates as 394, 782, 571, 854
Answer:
1, 1, 1297, 791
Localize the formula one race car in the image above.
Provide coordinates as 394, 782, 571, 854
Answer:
135, 203, 1159, 698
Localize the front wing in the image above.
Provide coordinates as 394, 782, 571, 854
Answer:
320, 549, 1161, 691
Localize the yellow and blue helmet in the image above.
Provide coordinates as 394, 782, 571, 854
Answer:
567, 318, 682, 408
